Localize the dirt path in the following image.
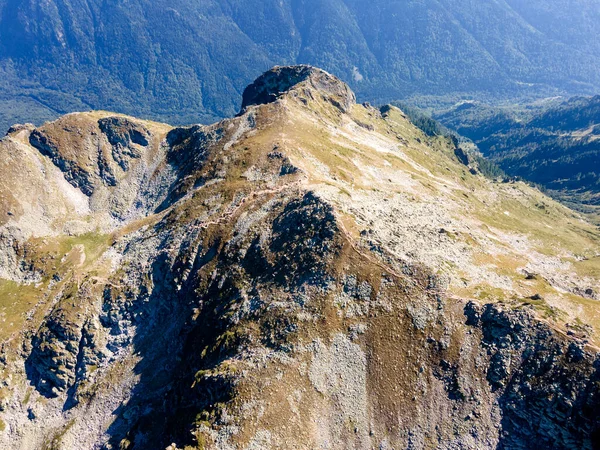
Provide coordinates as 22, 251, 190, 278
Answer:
188, 181, 304, 231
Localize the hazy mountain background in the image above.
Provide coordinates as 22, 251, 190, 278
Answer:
2, 0, 600, 133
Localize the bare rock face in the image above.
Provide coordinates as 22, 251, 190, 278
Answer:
465, 302, 600, 449
98, 117, 150, 172
29, 126, 98, 196
240, 65, 356, 113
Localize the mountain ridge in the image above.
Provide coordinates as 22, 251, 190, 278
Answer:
0, 66, 599, 449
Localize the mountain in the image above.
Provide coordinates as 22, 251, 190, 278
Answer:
0, 66, 599, 449
3, 0, 600, 133
436, 96, 600, 223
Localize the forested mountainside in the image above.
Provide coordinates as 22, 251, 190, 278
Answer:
0, 65, 599, 449
2, 0, 600, 133
436, 96, 600, 222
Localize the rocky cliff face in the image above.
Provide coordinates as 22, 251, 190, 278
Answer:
0, 66, 599, 450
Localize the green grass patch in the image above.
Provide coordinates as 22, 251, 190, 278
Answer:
0, 279, 42, 340
573, 256, 600, 279
519, 298, 563, 320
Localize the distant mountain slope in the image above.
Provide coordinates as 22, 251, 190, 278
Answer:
2, 0, 600, 132
436, 96, 600, 222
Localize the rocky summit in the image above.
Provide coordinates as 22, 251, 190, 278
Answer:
0, 66, 599, 450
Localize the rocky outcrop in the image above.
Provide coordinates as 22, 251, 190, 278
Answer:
26, 282, 101, 400
98, 117, 150, 172
0, 227, 40, 283
240, 65, 356, 113
466, 302, 600, 450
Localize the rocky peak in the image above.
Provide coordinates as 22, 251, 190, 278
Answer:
240, 65, 356, 114
5, 123, 35, 137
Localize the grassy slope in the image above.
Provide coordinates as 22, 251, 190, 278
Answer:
269, 92, 600, 344
435, 97, 600, 224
